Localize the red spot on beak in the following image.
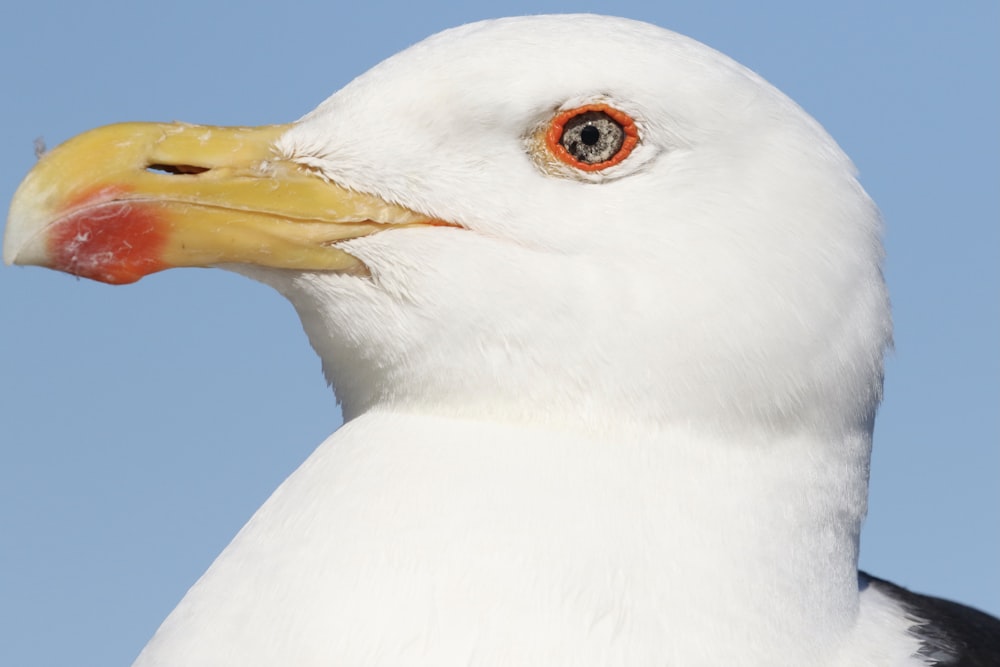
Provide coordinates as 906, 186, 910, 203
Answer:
48, 186, 169, 284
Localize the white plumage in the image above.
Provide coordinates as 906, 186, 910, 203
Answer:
137, 16, 910, 666
13, 13, 986, 667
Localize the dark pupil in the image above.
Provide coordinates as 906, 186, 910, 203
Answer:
580, 125, 601, 145
559, 110, 626, 165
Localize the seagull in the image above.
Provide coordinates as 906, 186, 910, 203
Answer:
5, 14, 998, 667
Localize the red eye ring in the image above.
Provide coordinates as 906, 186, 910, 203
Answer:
545, 104, 639, 172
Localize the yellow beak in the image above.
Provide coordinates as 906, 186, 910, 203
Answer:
3, 122, 443, 284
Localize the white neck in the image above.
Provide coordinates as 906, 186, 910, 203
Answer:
136, 411, 870, 667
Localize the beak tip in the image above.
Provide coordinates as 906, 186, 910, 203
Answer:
5, 181, 52, 267
3, 223, 50, 267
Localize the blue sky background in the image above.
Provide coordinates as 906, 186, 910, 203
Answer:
0, 1, 996, 665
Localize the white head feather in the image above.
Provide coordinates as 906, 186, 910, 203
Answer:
264, 16, 892, 439
137, 16, 924, 667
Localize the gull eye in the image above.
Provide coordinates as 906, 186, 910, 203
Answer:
546, 104, 639, 171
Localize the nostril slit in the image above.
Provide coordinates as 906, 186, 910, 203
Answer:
146, 163, 210, 175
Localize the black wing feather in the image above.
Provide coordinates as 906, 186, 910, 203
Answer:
862, 572, 1000, 667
